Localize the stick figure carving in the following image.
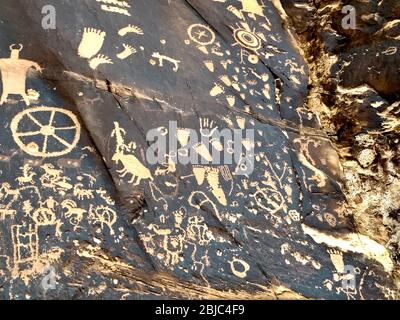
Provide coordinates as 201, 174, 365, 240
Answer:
0, 44, 42, 106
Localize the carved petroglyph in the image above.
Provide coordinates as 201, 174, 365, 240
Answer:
189, 191, 221, 221
89, 205, 117, 235
185, 7, 275, 111
146, 208, 186, 266
192, 166, 228, 206
118, 24, 143, 36
141, 205, 215, 271
96, 0, 131, 16
229, 258, 250, 278
78, 28, 114, 70
293, 138, 328, 188
62, 199, 86, 230
78, 28, 106, 59
111, 122, 153, 185
10, 107, 81, 158
0, 158, 118, 288
150, 52, 181, 72
187, 216, 214, 246
188, 24, 216, 47
281, 242, 321, 269
89, 54, 114, 70
228, 0, 266, 20
11, 224, 39, 281
117, 44, 137, 60
328, 249, 345, 274
232, 22, 262, 54
0, 44, 42, 106
40, 163, 73, 192
302, 224, 394, 272
16, 164, 36, 185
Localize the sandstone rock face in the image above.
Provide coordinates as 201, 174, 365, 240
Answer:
0, 0, 398, 299
281, 0, 400, 274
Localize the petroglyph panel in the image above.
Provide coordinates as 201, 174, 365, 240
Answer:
0, 0, 397, 300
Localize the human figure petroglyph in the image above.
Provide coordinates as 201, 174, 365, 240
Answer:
187, 216, 214, 246
0, 183, 43, 222
0, 44, 42, 106
0, 209, 16, 221
148, 212, 186, 266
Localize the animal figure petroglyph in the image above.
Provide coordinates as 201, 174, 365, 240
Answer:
40, 163, 73, 191
151, 52, 181, 72
0, 183, 20, 210
74, 183, 95, 200
112, 122, 153, 185
62, 199, 86, 229
16, 164, 36, 185
57, 154, 87, 170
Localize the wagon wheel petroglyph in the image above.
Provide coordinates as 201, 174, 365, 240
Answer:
10, 107, 81, 158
